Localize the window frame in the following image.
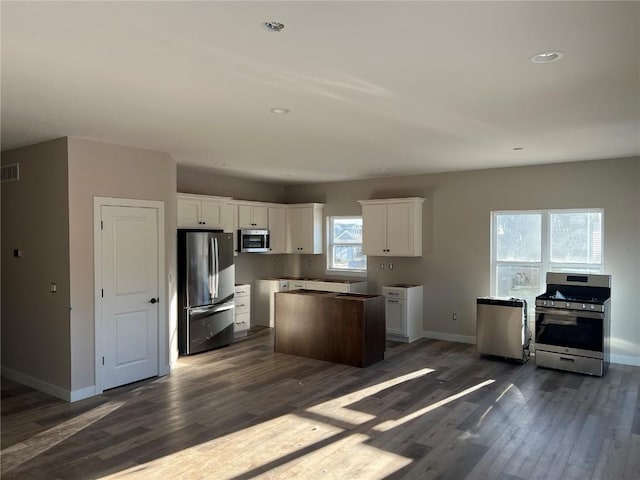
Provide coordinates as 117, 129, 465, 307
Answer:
325, 215, 367, 277
490, 208, 604, 297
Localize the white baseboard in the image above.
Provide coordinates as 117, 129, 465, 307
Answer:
423, 331, 476, 345
610, 354, 640, 367
70, 385, 97, 402
1, 366, 71, 401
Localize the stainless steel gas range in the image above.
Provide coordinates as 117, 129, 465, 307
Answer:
534, 272, 612, 376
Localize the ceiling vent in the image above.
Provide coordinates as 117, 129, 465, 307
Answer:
1, 163, 20, 182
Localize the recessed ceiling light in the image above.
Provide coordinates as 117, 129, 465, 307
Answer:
530, 51, 564, 63
270, 108, 290, 114
262, 21, 285, 32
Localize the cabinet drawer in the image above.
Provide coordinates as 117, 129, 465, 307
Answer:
382, 287, 407, 299
235, 300, 250, 315
235, 284, 251, 297
234, 312, 250, 332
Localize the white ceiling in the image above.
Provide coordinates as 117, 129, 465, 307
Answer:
2, 1, 639, 183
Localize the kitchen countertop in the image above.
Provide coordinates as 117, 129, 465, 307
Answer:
283, 290, 380, 300
263, 277, 366, 284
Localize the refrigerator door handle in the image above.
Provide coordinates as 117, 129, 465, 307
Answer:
213, 237, 219, 298
208, 238, 214, 299
189, 301, 235, 316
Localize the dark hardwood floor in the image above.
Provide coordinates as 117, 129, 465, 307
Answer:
2, 328, 639, 479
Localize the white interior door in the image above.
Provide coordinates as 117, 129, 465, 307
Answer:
100, 205, 159, 390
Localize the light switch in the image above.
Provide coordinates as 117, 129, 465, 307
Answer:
389, 263, 394, 270
380, 262, 385, 269
50, 283, 57, 293
13, 249, 21, 257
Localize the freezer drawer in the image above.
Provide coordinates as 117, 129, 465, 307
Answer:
476, 298, 526, 361
181, 301, 235, 355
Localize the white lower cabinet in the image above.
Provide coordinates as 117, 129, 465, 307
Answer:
254, 279, 289, 327
234, 284, 251, 336
383, 284, 423, 342
288, 280, 308, 290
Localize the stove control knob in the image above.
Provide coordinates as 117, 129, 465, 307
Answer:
582, 304, 587, 309
590, 305, 595, 310
543, 300, 547, 306
566, 302, 571, 308
551, 301, 555, 307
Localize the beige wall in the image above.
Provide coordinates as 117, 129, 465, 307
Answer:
68, 138, 177, 390
284, 157, 640, 362
1, 138, 72, 390
178, 167, 286, 203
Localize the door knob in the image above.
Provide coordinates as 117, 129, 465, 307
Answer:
148, 298, 159, 304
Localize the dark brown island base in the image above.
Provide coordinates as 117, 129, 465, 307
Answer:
274, 290, 386, 367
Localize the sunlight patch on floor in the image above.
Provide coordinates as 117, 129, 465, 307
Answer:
100, 414, 410, 479
306, 367, 435, 425
1, 399, 126, 474
373, 379, 496, 432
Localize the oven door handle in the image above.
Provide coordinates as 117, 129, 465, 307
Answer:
536, 307, 604, 319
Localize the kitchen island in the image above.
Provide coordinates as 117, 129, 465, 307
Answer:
274, 290, 385, 367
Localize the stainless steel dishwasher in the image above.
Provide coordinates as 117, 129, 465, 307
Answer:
476, 297, 530, 362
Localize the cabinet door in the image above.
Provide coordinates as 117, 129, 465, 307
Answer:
361, 203, 387, 255
267, 206, 287, 253
385, 298, 406, 336
386, 202, 414, 255
252, 206, 268, 229
237, 204, 254, 229
287, 207, 304, 252
238, 204, 268, 229
200, 199, 224, 228
177, 198, 201, 227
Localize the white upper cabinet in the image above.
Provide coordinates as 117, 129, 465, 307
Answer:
286, 203, 324, 254
267, 206, 287, 254
358, 198, 424, 256
177, 194, 233, 231
236, 202, 268, 229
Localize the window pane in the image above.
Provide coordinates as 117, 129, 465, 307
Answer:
332, 218, 362, 244
332, 245, 366, 270
496, 214, 541, 262
550, 212, 602, 264
496, 265, 541, 300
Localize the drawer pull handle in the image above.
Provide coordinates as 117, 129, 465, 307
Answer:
560, 357, 575, 362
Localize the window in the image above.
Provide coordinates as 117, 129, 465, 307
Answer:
326, 216, 367, 275
491, 209, 603, 306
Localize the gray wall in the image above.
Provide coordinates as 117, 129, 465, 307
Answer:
285, 157, 640, 362
1, 138, 72, 390
177, 157, 640, 362
68, 138, 177, 391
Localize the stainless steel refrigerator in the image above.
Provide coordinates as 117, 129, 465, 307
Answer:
178, 230, 235, 355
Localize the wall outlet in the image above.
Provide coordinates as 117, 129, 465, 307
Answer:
452, 313, 457, 321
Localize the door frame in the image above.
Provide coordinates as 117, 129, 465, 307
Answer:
93, 197, 166, 394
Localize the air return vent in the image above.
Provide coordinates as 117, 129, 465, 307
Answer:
1, 163, 19, 182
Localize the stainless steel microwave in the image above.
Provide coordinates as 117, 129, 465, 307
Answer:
238, 229, 270, 253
